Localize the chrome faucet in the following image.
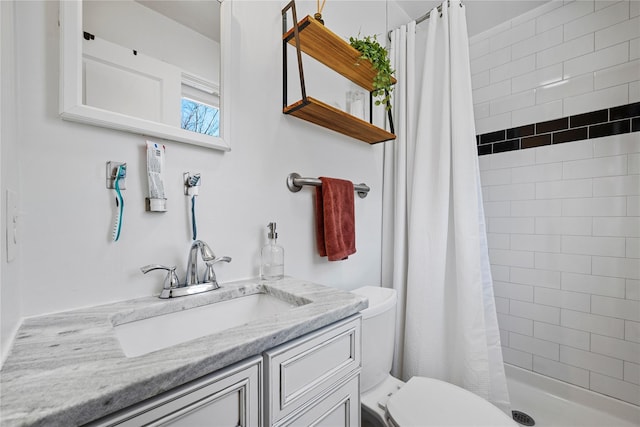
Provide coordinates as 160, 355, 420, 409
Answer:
141, 240, 231, 299
203, 256, 232, 285
185, 240, 216, 285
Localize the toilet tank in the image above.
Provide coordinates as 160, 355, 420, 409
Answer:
351, 286, 397, 393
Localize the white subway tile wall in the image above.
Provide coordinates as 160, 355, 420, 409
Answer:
473, 2, 640, 405
470, 0, 639, 135
480, 131, 640, 406
630, 82, 640, 103
533, 355, 590, 388
564, 84, 629, 116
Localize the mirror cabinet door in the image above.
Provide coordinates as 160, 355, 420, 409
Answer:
59, 0, 231, 151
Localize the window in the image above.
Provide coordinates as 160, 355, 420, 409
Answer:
181, 98, 220, 137
181, 74, 220, 137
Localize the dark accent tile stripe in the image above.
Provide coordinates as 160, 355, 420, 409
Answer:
610, 102, 640, 120
477, 144, 492, 155
522, 134, 551, 149
507, 124, 535, 139
493, 139, 520, 153
570, 109, 608, 128
589, 119, 630, 139
480, 129, 506, 144
553, 127, 588, 144
476, 102, 640, 156
536, 117, 568, 133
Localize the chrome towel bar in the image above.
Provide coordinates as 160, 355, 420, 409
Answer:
287, 172, 370, 198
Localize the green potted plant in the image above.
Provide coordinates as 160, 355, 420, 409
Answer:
349, 35, 394, 111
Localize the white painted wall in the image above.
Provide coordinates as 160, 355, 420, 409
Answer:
1, 0, 23, 364
470, 0, 640, 135
4, 0, 392, 332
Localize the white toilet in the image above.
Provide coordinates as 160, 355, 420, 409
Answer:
352, 286, 517, 427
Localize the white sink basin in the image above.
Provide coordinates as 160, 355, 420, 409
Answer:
114, 293, 298, 357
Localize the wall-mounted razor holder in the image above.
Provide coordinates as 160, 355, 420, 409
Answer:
184, 172, 201, 195
106, 161, 126, 189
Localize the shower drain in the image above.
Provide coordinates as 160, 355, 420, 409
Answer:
512, 410, 535, 426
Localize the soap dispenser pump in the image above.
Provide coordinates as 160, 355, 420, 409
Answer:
261, 222, 284, 281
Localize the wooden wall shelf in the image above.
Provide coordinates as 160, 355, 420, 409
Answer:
283, 16, 397, 92
282, 4, 396, 145
284, 97, 395, 144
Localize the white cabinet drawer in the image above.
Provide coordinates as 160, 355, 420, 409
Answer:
275, 373, 360, 427
264, 315, 361, 424
88, 356, 262, 427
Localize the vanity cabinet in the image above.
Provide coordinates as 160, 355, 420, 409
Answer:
264, 315, 361, 426
274, 373, 360, 427
87, 356, 263, 427
87, 316, 361, 427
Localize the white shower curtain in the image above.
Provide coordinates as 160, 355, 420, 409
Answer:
382, 0, 511, 414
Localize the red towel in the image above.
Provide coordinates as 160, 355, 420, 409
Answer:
315, 177, 356, 261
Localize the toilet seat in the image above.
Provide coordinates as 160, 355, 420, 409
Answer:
386, 377, 517, 427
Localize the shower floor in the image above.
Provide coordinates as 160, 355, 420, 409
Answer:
506, 365, 639, 427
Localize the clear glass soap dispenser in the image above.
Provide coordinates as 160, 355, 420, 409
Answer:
261, 222, 284, 280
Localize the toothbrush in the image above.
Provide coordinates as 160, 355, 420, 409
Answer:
112, 164, 126, 242
191, 195, 197, 240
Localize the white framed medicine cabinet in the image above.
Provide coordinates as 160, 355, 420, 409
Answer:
59, 0, 232, 151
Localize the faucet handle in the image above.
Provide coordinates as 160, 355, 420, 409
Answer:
140, 264, 179, 290
203, 256, 231, 286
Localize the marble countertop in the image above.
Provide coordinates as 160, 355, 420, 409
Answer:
0, 277, 368, 426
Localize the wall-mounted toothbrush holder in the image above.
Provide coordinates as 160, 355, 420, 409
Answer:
106, 161, 126, 189
184, 172, 201, 195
